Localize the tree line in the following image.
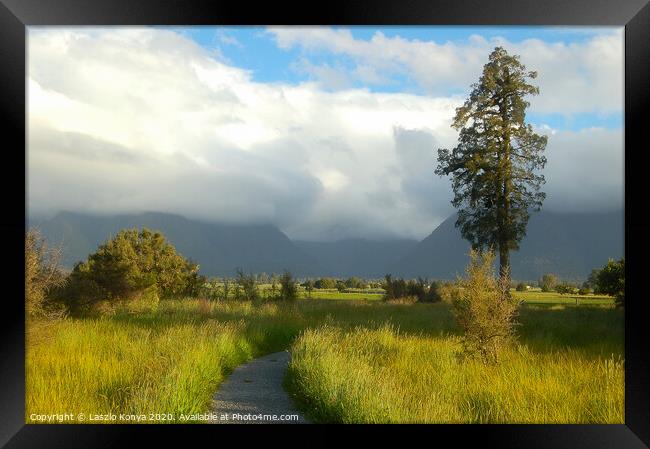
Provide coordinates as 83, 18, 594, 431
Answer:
25, 227, 302, 318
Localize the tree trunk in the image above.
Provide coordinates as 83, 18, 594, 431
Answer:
498, 70, 513, 294
499, 244, 511, 298
499, 245, 510, 279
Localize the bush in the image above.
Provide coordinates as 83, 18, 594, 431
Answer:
436, 281, 457, 303
25, 229, 67, 319
596, 258, 625, 307
235, 269, 259, 301
539, 274, 558, 292
578, 286, 591, 295
515, 282, 528, 292
555, 283, 577, 295
450, 249, 519, 364
125, 285, 160, 314
384, 295, 418, 305
314, 278, 337, 289
62, 228, 200, 313
278, 271, 298, 301
344, 277, 367, 289
303, 279, 315, 298
382, 275, 442, 303
584, 269, 601, 293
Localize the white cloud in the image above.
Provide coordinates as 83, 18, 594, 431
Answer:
267, 27, 624, 115
27, 27, 623, 241
543, 128, 624, 212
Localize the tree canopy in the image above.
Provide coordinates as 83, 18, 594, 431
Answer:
64, 228, 202, 311
436, 47, 547, 281
596, 258, 625, 306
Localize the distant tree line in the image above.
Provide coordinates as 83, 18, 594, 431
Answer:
381, 274, 443, 303
26, 227, 304, 318
25, 223, 625, 321
534, 258, 624, 305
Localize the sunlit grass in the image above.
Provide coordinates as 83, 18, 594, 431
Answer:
287, 323, 624, 423
300, 290, 383, 300
26, 298, 622, 424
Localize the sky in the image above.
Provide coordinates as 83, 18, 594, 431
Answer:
27, 26, 624, 241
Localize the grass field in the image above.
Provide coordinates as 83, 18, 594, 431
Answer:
26, 297, 623, 424
287, 324, 623, 423
300, 290, 383, 301
296, 287, 614, 306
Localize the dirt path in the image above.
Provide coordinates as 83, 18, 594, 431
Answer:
209, 351, 309, 424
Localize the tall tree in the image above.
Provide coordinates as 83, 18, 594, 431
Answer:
436, 47, 547, 283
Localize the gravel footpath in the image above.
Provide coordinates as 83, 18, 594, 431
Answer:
209, 351, 309, 424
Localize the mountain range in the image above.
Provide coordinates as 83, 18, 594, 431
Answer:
31, 209, 623, 281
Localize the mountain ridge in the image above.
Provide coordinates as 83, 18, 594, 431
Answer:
33, 209, 623, 281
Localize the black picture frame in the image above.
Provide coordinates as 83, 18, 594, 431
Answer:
1, 0, 648, 447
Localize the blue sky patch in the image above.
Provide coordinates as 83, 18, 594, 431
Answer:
159, 25, 623, 132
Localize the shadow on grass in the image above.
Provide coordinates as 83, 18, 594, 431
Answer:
98, 299, 623, 358
516, 305, 624, 357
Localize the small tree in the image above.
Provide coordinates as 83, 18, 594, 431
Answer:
578, 286, 591, 295
539, 273, 557, 292
269, 277, 278, 299
555, 282, 577, 295
63, 228, 198, 313
345, 276, 366, 289
235, 268, 259, 301
279, 271, 298, 301
183, 260, 206, 297
304, 279, 315, 298
585, 268, 602, 294
315, 277, 336, 289
451, 249, 519, 364
221, 277, 231, 301
515, 282, 528, 292
596, 258, 625, 307
25, 229, 67, 318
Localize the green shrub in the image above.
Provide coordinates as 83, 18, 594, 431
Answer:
596, 258, 625, 307
555, 283, 578, 295
278, 271, 298, 301
584, 269, 601, 293
235, 269, 259, 301
314, 278, 337, 289
344, 277, 367, 289
515, 282, 528, 292
125, 285, 160, 313
382, 275, 441, 303
451, 249, 519, 364
62, 228, 200, 313
25, 229, 67, 319
303, 279, 315, 298
539, 274, 558, 292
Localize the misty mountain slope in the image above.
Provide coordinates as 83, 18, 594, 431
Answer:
392, 210, 624, 281
294, 239, 418, 278
35, 211, 324, 277
33, 210, 623, 281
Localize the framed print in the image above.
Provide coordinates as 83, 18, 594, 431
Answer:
1, 0, 649, 447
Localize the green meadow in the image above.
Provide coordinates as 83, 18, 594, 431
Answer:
26, 295, 623, 424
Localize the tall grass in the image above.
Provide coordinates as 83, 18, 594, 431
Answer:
26, 299, 622, 423
287, 323, 624, 423
26, 300, 294, 423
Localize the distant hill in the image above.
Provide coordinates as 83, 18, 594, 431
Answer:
392, 210, 624, 282
31, 209, 623, 281
33, 211, 323, 277
294, 239, 418, 278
